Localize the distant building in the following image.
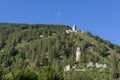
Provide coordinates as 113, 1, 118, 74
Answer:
72, 24, 77, 32
66, 24, 77, 34
76, 47, 82, 62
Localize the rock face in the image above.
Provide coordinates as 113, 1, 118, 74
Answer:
76, 47, 81, 62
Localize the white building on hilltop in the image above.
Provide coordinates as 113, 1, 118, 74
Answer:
66, 24, 77, 34
72, 24, 77, 32
76, 47, 82, 62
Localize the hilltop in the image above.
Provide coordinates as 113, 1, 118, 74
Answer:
0, 23, 120, 80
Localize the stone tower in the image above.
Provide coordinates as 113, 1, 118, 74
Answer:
72, 24, 76, 31
76, 47, 81, 62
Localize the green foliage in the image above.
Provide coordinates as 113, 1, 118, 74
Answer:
39, 66, 63, 80
13, 69, 38, 80
86, 31, 93, 37
65, 69, 109, 80
0, 69, 4, 80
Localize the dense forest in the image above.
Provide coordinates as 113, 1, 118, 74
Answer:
0, 23, 120, 80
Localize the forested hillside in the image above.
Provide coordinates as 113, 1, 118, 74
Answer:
0, 23, 120, 80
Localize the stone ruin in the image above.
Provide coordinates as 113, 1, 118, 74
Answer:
64, 47, 108, 72
86, 62, 107, 69
76, 47, 81, 62
64, 65, 70, 72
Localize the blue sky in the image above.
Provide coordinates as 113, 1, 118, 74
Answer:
0, 0, 120, 45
